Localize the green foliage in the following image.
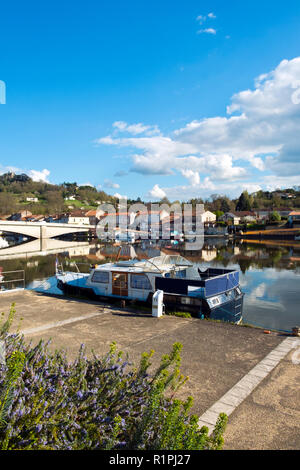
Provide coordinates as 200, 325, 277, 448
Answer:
0, 351, 25, 428
236, 191, 252, 211
269, 211, 281, 222
0, 172, 117, 216
214, 210, 224, 220
166, 311, 192, 319
0, 306, 227, 450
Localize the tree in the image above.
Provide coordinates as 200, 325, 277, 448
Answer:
0, 192, 17, 215
236, 191, 251, 211
45, 191, 64, 214
220, 197, 232, 213
214, 210, 224, 220
269, 211, 281, 222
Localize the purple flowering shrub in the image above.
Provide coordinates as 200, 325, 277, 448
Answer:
0, 304, 227, 450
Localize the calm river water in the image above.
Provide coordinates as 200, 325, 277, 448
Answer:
0, 237, 299, 332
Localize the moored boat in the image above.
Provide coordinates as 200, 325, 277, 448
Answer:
56, 255, 244, 323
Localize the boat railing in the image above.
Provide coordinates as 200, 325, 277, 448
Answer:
57, 262, 91, 288
0, 270, 25, 292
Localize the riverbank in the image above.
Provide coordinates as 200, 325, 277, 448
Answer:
1, 290, 299, 449
237, 227, 300, 240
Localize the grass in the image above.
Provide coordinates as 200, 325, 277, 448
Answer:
165, 311, 192, 319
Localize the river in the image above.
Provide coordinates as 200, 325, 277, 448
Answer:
0, 236, 299, 332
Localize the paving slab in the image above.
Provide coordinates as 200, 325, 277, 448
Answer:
0, 290, 283, 418
224, 347, 300, 450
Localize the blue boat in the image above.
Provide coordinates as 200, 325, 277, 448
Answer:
56, 255, 244, 324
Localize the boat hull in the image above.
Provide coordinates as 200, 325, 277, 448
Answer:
56, 279, 243, 324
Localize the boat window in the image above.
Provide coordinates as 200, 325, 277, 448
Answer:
91, 271, 109, 283
176, 269, 187, 279
130, 274, 152, 290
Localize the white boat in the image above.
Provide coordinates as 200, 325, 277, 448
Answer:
0, 236, 9, 249
56, 255, 244, 323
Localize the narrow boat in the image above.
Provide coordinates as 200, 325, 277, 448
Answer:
56, 255, 244, 323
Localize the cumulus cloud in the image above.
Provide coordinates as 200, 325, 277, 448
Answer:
181, 169, 200, 186
97, 57, 300, 199
28, 169, 50, 182
0, 166, 51, 183
148, 184, 167, 200
114, 192, 128, 200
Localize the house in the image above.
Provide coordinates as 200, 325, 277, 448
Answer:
64, 195, 76, 201
255, 208, 292, 220
26, 197, 39, 203
288, 211, 300, 222
31, 215, 45, 222
85, 209, 98, 226
7, 211, 33, 221
200, 211, 216, 223
57, 211, 90, 225
201, 248, 217, 262
219, 211, 256, 224
219, 212, 241, 225
234, 211, 257, 223
272, 192, 296, 200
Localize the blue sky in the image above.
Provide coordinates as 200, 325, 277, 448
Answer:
1, 0, 300, 200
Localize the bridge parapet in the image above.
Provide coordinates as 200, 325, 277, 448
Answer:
0, 220, 95, 239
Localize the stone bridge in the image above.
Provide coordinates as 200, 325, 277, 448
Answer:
0, 220, 95, 239
0, 239, 91, 260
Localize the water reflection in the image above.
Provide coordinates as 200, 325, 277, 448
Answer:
0, 236, 299, 332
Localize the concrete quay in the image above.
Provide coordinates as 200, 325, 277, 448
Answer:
0, 289, 299, 450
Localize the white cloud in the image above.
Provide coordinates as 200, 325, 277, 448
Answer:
28, 169, 50, 183
148, 184, 167, 200
0, 166, 51, 183
97, 57, 300, 199
181, 169, 200, 186
208, 12, 216, 19
196, 15, 206, 23
114, 192, 128, 200
197, 28, 217, 35
104, 179, 120, 189
114, 170, 128, 177
79, 182, 94, 187
112, 121, 160, 136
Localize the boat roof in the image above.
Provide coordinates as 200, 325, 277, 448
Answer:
94, 255, 193, 274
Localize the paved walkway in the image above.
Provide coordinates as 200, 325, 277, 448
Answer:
1, 290, 299, 448
198, 337, 300, 433
224, 343, 300, 449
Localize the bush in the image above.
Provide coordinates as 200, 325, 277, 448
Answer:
269, 211, 281, 222
0, 304, 227, 450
